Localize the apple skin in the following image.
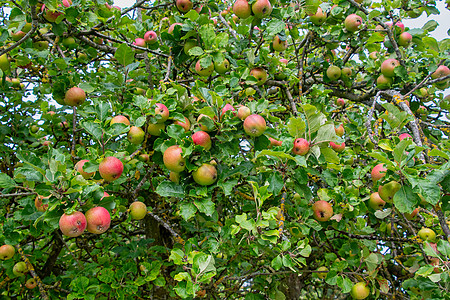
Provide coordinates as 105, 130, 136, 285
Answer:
376, 74, 393, 89
310, 7, 327, 25
174, 116, 191, 132
221, 104, 236, 120
237, 105, 251, 120
214, 59, 231, 74
43, 8, 62, 23
292, 138, 310, 155
13, 262, 27, 277
335, 98, 345, 107
272, 35, 287, 52
25, 278, 37, 289
144, 30, 158, 44
418, 228, 436, 242
327, 65, 341, 81
169, 171, 180, 183
243, 114, 266, 137
133, 38, 146, 52
110, 115, 130, 126
192, 131, 212, 150
127, 126, 145, 144
85, 207, 111, 234
330, 141, 345, 152
378, 181, 401, 203
317, 266, 328, 279
431, 65, 450, 89
184, 40, 197, 55
11, 31, 26, 41
398, 32, 412, 47
59, 211, 87, 237
163, 145, 186, 173
195, 60, 214, 77
399, 133, 412, 140
381, 59, 400, 77
344, 14, 363, 32
252, 0, 272, 19
0, 244, 15, 260
75, 159, 95, 179
155, 103, 169, 123
368, 192, 386, 210
168, 23, 183, 34
130, 201, 147, 220
147, 122, 165, 136
0, 54, 10, 72
233, 0, 251, 19
176, 0, 193, 13
335, 124, 344, 137
341, 67, 352, 78
250, 67, 268, 85
64, 87, 86, 106
99, 156, 124, 182
35, 195, 50, 212
312, 200, 333, 222
268, 137, 282, 147
350, 282, 370, 299
193, 164, 218, 186
371, 163, 387, 182
404, 208, 419, 220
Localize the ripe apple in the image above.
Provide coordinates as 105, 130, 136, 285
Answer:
75, 159, 95, 179
154, 103, 169, 123
272, 35, 287, 52
147, 122, 165, 136
344, 14, 363, 32
399, 133, 412, 140
243, 114, 266, 137
326, 65, 341, 81
25, 278, 37, 289
13, 262, 27, 277
398, 32, 412, 47
11, 30, 26, 41
144, 30, 158, 44
99, 156, 124, 182
404, 208, 419, 220
237, 105, 251, 120
176, 0, 193, 13
64, 87, 86, 106
221, 104, 236, 120
394, 21, 405, 33
214, 59, 231, 74
233, 0, 251, 19
335, 124, 344, 137
85, 206, 111, 234
195, 60, 214, 77
371, 163, 387, 182
376, 74, 393, 89
0, 54, 10, 72
292, 138, 309, 155
192, 131, 212, 150
0, 244, 15, 260
381, 59, 400, 77
368, 192, 386, 210
110, 115, 130, 126
193, 163, 217, 186
330, 141, 345, 152
174, 116, 191, 132
310, 7, 327, 25
431, 65, 450, 90
250, 67, 268, 85
418, 228, 436, 242
133, 38, 146, 53
252, 0, 272, 18
43, 8, 62, 23
197, 114, 215, 132
268, 137, 282, 147
378, 181, 401, 203
317, 266, 328, 279
59, 211, 87, 237
163, 145, 186, 173
129, 201, 147, 220
335, 98, 345, 107
350, 282, 370, 299
312, 200, 333, 222
168, 23, 183, 34
127, 126, 145, 144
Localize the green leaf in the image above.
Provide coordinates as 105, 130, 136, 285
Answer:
271, 255, 283, 271
194, 198, 215, 217
96, 102, 110, 122
393, 185, 420, 213
81, 121, 103, 141
315, 123, 339, 144
79, 82, 94, 93
0, 173, 16, 189
199, 24, 216, 49
155, 181, 184, 198
422, 20, 438, 32
379, 139, 393, 151
428, 149, 449, 160
393, 138, 412, 164
266, 19, 285, 36
169, 248, 185, 265
437, 240, 450, 256
267, 171, 283, 196
321, 147, 340, 164
287, 117, 306, 138
256, 150, 297, 161
301, 104, 324, 134
188, 47, 204, 56
114, 44, 135, 66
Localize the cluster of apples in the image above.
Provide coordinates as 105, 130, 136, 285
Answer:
132, 30, 158, 51
59, 206, 111, 237
0, 245, 37, 288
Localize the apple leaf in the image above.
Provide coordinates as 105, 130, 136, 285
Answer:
0, 173, 15, 189
367, 152, 393, 166
266, 19, 285, 36
169, 248, 185, 265
155, 181, 184, 198
80, 121, 102, 142
378, 139, 393, 151
374, 208, 392, 219
437, 240, 450, 256
267, 171, 283, 196
337, 276, 353, 294
301, 104, 324, 134
422, 20, 438, 32
256, 150, 296, 161
199, 24, 215, 49
271, 255, 283, 271
214, 32, 229, 48
315, 123, 339, 144
287, 117, 306, 138
95, 101, 110, 122
194, 198, 215, 217
393, 185, 420, 213
179, 202, 197, 221
185, 9, 199, 21
393, 138, 412, 164
188, 46, 204, 56
424, 242, 439, 257
428, 149, 449, 160
114, 44, 134, 67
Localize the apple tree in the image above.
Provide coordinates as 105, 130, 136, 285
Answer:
1, 0, 450, 299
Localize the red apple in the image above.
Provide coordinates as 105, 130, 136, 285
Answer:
174, 116, 191, 132
99, 156, 124, 182
312, 200, 333, 222
330, 141, 345, 152
221, 104, 236, 120
192, 131, 212, 150
110, 115, 130, 126
399, 133, 412, 140
154, 103, 169, 123
233, 0, 251, 19
243, 114, 266, 137
59, 211, 87, 237
268, 137, 282, 147
163, 145, 186, 173
371, 163, 387, 182
168, 23, 183, 34
398, 32, 412, 47
344, 14, 363, 32
381, 59, 400, 77
368, 192, 386, 210
144, 30, 158, 44
252, 0, 272, 19
176, 0, 193, 13
64, 87, 86, 106
85, 206, 111, 234
195, 60, 214, 77
25, 278, 37, 289
292, 138, 309, 155
75, 159, 95, 179
35, 195, 49, 212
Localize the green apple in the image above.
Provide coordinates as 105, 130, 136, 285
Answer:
418, 228, 436, 242
378, 181, 401, 203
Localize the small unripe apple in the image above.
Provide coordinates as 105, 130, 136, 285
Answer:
0, 244, 15, 260
13, 262, 27, 277
184, 39, 197, 55
317, 266, 328, 279
85, 206, 111, 234
163, 145, 186, 173
99, 156, 124, 182
233, 0, 251, 19
214, 59, 231, 74
192, 131, 212, 150
335, 98, 345, 107
243, 114, 266, 137
64, 87, 86, 106
195, 60, 214, 77
110, 115, 130, 126
272, 35, 287, 52
381, 58, 400, 77
341, 67, 352, 78
75, 159, 95, 179
344, 14, 363, 32
130, 201, 147, 220
371, 163, 387, 182
176, 0, 193, 13
292, 138, 309, 155
59, 211, 87, 237
147, 122, 165, 136
154, 103, 169, 123
310, 7, 327, 25
376, 74, 393, 89
418, 228, 436, 242
237, 105, 251, 120
193, 163, 217, 186
327, 65, 341, 81
169, 171, 180, 183
127, 126, 145, 144
197, 114, 215, 132
335, 124, 344, 137
250, 68, 268, 85
378, 181, 401, 203
350, 282, 370, 299
251, 0, 272, 19
404, 208, 419, 220
312, 200, 333, 222
431, 65, 450, 90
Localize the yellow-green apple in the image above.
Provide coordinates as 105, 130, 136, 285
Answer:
312, 200, 333, 221
233, 0, 251, 19
197, 114, 214, 132
252, 0, 272, 19
138, 154, 149, 163
62, 37, 76, 49
381, 59, 400, 77
195, 60, 214, 77
418, 228, 436, 242
371, 163, 387, 182
25, 278, 37, 289
11, 30, 26, 41
398, 32, 412, 47
163, 145, 186, 172
127, 126, 145, 144
33, 41, 49, 51
174, 116, 190, 132
292, 138, 309, 155
169, 171, 180, 183
376, 74, 393, 89
335, 124, 344, 137
330, 141, 345, 152
129, 201, 147, 220
13, 262, 27, 276
399, 133, 412, 140
111, 115, 130, 126
221, 104, 236, 120
59, 211, 87, 237
350, 282, 370, 299
30, 125, 39, 133
431, 65, 450, 89
368, 192, 386, 210
404, 208, 419, 220
327, 65, 341, 81
0, 244, 15, 260
214, 59, 231, 74
176, 0, 193, 13
168, 23, 183, 34
378, 181, 401, 203
250, 67, 268, 85
144, 30, 158, 44
244, 114, 266, 137
75, 159, 95, 179
317, 266, 328, 279
0, 54, 10, 72
193, 163, 217, 186
64, 87, 86, 106
272, 35, 287, 52
192, 131, 212, 150
310, 7, 327, 25
85, 207, 111, 234
147, 122, 165, 136
369, 51, 378, 60
154, 103, 169, 123
237, 105, 251, 120
344, 14, 362, 32
184, 39, 197, 55
99, 156, 124, 182
341, 67, 352, 78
